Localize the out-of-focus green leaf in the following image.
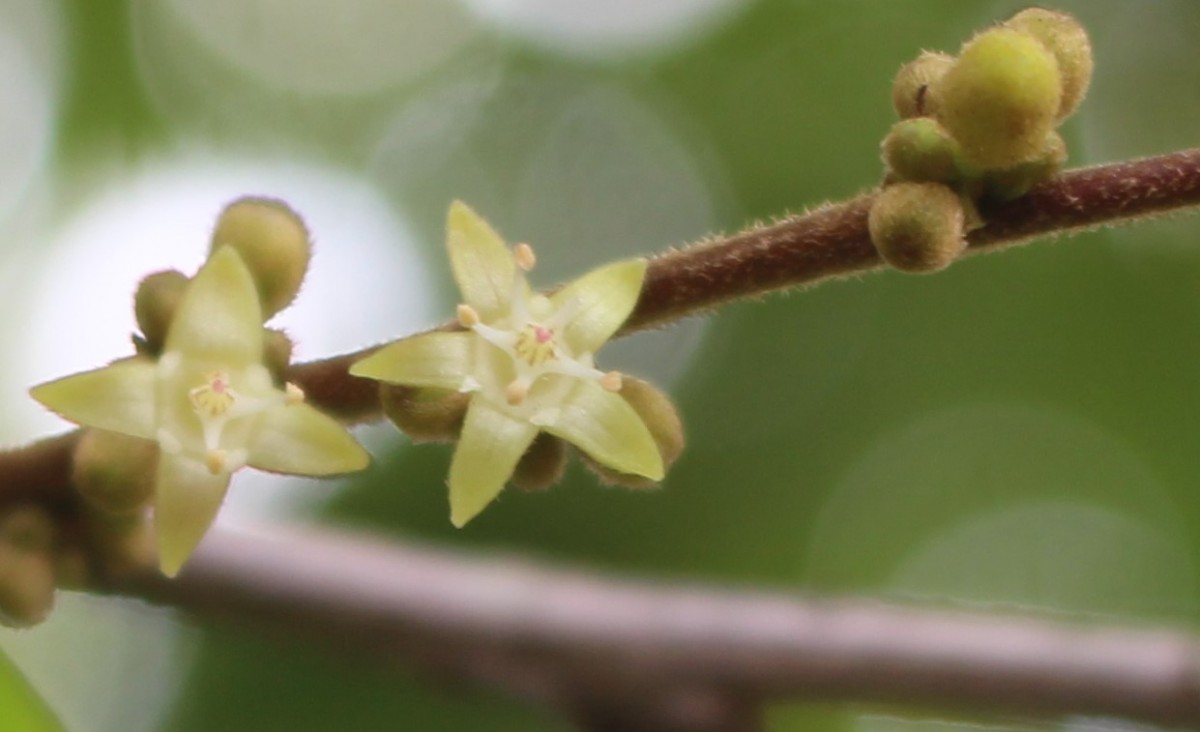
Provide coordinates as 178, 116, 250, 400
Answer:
0, 649, 64, 732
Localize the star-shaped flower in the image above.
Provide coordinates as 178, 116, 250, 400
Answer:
351, 201, 667, 526
31, 246, 369, 576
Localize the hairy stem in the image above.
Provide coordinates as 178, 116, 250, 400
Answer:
3, 149, 1200, 514
290, 148, 1200, 420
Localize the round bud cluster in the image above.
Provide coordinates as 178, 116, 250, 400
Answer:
873, 9, 1092, 273
133, 198, 307, 377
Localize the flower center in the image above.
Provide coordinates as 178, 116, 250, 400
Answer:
158, 362, 307, 475
190, 371, 235, 419
455, 242, 623, 407
514, 325, 556, 366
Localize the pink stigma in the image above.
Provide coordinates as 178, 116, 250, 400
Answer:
535, 327, 553, 344
211, 379, 227, 393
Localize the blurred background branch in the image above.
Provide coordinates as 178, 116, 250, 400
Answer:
97, 525, 1200, 731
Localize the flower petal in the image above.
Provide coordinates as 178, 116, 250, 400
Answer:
550, 259, 647, 355
154, 453, 230, 577
29, 360, 158, 439
246, 404, 370, 476
446, 201, 517, 321
165, 246, 264, 365
539, 377, 663, 481
448, 399, 537, 527
349, 332, 473, 390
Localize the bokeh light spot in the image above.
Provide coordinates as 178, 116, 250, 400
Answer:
463, 0, 749, 58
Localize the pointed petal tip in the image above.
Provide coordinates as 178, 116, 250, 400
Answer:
348, 334, 473, 390
642, 457, 666, 482
347, 351, 386, 380
158, 554, 184, 579
27, 362, 159, 439
449, 490, 488, 529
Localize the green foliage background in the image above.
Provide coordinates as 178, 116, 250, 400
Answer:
5, 0, 1200, 730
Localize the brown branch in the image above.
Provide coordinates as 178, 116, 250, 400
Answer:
291, 147, 1200, 418
2, 149, 1199, 535
100, 525, 1200, 728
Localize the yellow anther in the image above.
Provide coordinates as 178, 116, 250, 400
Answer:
456, 304, 480, 328
205, 449, 227, 475
514, 243, 536, 272
600, 371, 623, 392
505, 380, 529, 406
285, 382, 305, 405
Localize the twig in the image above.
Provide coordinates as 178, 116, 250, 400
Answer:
3, 149, 1200, 500
100, 525, 1200, 728
291, 147, 1200, 419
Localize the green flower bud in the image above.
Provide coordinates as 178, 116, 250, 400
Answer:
54, 547, 91, 590
936, 27, 1062, 168
0, 545, 55, 628
87, 514, 157, 581
868, 182, 966, 273
133, 269, 188, 355
511, 433, 567, 493
380, 385, 469, 443
263, 327, 295, 385
0, 506, 56, 554
882, 117, 977, 183
1006, 8, 1093, 120
72, 428, 158, 515
210, 197, 312, 320
0, 507, 57, 628
891, 51, 955, 119
982, 131, 1068, 202
582, 377, 683, 490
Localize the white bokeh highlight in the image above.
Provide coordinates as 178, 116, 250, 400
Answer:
463, 0, 748, 58
806, 401, 1191, 595
0, 0, 63, 226
0, 593, 193, 732
158, 0, 480, 95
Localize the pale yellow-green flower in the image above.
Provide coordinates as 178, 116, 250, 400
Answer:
31, 246, 369, 576
352, 201, 665, 527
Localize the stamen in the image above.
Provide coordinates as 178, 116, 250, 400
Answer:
548, 356, 609, 383
205, 449, 227, 475
505, 379, 529, 406
473, 322, 519, 351
285, 382, 305, 405
514, 243, 536, 271
600, 371, 623, 392
456, 304, 480, 328
509, 268, 530, 324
